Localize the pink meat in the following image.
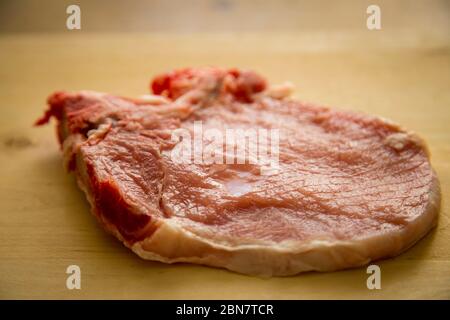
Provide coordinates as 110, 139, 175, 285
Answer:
37, 67, 439, 275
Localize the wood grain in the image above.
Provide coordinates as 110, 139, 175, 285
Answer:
0, 31, 449, 299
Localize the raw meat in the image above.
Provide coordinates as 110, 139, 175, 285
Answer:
37, 68, 440, 276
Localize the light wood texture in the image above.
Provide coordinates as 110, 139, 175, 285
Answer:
1, 0, 448, 36
0, 29, 449, 299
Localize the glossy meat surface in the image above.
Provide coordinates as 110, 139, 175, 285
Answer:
38, 68, 439, 275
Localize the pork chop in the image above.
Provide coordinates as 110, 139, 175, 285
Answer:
37, 67, 440, 276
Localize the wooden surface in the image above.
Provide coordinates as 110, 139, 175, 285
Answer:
0, 0, 449, 300
1, 0, 449, 35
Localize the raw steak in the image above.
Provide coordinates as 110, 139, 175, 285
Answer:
37, 68, 440, 276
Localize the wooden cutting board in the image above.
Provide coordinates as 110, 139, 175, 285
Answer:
0, 33, 449, 299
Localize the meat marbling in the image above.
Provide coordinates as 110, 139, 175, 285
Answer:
37, 68, 440, 276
